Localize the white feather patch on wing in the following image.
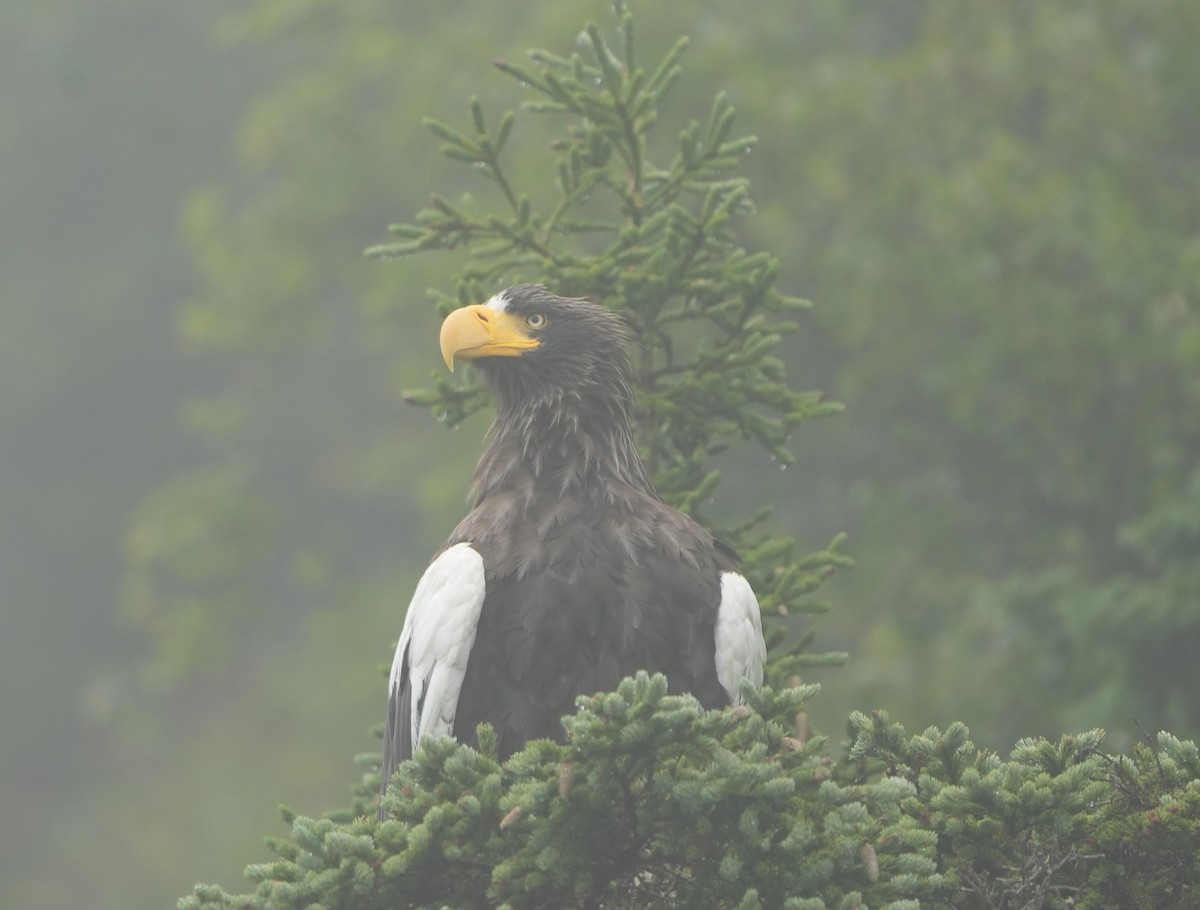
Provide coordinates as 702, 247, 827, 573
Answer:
389, 542, 487, 748
714, 571, 767, 703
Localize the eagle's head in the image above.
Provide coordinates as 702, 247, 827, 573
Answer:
439, 284, 634, 412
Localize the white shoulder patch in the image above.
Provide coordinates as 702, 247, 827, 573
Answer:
714, 571, 766, 704
390, 542, 487, 748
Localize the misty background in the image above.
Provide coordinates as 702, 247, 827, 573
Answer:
3, 1, 1197, 907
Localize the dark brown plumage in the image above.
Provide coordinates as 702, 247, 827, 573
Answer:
380, 285, 763, 816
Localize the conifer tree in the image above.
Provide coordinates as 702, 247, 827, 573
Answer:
849, 713, 1200, 909
178, 6, 1200, 909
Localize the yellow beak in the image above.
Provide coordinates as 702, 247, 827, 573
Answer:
439, 305, 540, 372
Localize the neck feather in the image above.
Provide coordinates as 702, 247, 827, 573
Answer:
468, 377, 654, 504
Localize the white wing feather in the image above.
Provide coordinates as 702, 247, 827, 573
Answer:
389, 542, 487, 749
714, 571, 766, 703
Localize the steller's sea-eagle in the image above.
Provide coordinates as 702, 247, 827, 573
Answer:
380, 284, 765, 813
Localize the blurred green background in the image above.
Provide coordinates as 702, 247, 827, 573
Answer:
3, 1, 1198, 907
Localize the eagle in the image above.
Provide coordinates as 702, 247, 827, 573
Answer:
380, 284, 765, 811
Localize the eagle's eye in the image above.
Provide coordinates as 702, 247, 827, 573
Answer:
524, 313, 547, 329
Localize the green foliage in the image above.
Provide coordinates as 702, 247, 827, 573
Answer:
368, 2, 848, 669
972, 463, 1200, 745
174, 7, 1200, 909
183, 684, 1200, 909
750, 0, 1200, 745
13, 2, 1200, 909
851, 711, 1107, 907
851, 713, 1200, 909
1081, 733, 1200, 910
123, 465, 278, 685
181, 674, 941, 910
